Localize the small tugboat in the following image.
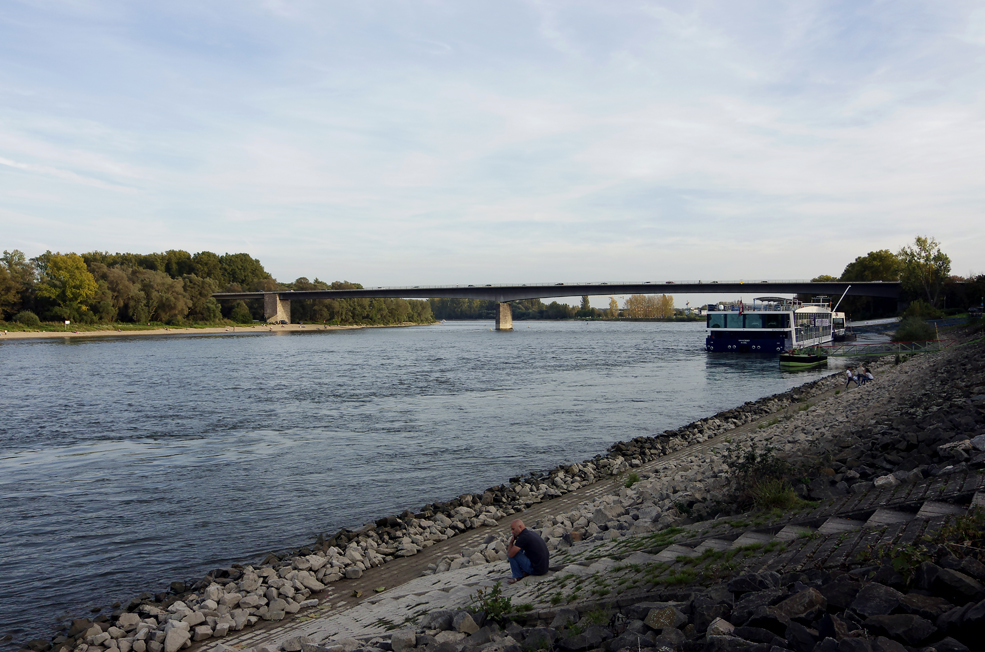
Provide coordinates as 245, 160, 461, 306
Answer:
779, 347, 828, 369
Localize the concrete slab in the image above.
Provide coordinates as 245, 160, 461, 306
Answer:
816, 517, 864, 535
865, 509, 913, 528
773, 525, 814, 541
653, 544, 701, 562
916, 501, 967, 518
694, 539, 732, 552
731, 532, 774, 547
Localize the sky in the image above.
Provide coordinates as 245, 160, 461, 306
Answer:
1, 1, 983, 307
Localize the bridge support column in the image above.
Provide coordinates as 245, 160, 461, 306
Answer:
264, 294, 291, 324
495, 302, 513, 331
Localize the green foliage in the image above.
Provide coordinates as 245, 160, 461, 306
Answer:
13, 310, 40, 327
722, 442, 805, 511
34, 252, 98, 318
933, 508, 985, 562
624, 472, 641, 488
468, 582, 512, 622
891, 317, 936, 342
898, 236, 951, 308
748, 478, 802, 510
230, 301, 254, 324
902, 299, 944, 320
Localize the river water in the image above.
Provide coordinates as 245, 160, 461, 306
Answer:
0, 321, 837, 647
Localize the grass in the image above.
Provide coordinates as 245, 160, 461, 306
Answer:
624, 472, 641, 488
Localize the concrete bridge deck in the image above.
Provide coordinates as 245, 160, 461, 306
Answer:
213, 282, 901, 331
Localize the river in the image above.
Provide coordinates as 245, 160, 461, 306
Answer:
0, 321, 837, 648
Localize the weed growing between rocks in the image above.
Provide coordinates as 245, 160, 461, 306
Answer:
467, 582, 511, 624
721, 441, 815, 512
623, 472, 640, 488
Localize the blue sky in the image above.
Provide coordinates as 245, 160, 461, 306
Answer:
1, 1, 983, 305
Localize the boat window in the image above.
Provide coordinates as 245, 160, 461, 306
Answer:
744, 314, 763, 329
707, 314, 725, 328
764, 314, 788, 328
726, 314, 743, 328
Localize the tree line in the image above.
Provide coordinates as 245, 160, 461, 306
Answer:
0, 249, 434, 327
810, 236, 985, 320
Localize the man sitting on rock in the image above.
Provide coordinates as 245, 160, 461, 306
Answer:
507, 519, 549, 584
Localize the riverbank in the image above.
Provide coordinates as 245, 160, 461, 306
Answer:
21, 329, 984, 652
0, 322, 429, 341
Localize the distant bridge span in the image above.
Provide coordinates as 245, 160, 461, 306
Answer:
213, 281, 900, 331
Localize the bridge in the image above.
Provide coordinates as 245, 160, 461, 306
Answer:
213, 280, 901, 331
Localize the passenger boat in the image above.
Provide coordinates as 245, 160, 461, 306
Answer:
705, 296, 834, 353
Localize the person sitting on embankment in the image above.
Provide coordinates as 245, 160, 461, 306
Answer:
507, 519, 549, 584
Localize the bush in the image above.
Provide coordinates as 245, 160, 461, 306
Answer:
230, 301, 253, 324
13, 310, 40, 327
901, 299, 943, 320
891, 317, 936, 342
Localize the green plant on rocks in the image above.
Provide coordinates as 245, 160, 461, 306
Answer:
468, 581, 512, 622
624, 472, 641, 488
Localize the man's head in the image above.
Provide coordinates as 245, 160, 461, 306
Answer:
510, 519, 525, 537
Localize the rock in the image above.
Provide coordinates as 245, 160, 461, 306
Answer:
706, 618, 733, 636
643, 606, 687, 631
163, 629, 190, 652
932, 568, 985, 604
873, 474, 900, 488
863, 614, 936, 646
389, 629, 416, 652
774, 587, 826, 620
727, 571, 781, 593
549, 608, 579, 629
784, 621, 818, 652
345, 568, 362, 580
850, 583, 903, 617
282, 636, 315, 652
192, 626, 212, 642
452, 612, 478, 635
421, 610, 454, 630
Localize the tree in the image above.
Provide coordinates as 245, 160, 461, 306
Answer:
655, 294, 674, 318
898, 236, 951, 308
34, 252, 98, 319
190, 251, 224, 284
230, 300, 253, 323
1, 250, 34, 317
607, 297, 619, 319
219, 253, 269, 288
181, 274, 220, 321
0, 264, 18, 319
811, 274, 839, 282
840, 250, 900, 282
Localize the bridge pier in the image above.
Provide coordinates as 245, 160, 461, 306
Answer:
495, 302, 513, 331
264, 294, 291, 324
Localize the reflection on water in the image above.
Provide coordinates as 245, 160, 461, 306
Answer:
0, 321, 835, 648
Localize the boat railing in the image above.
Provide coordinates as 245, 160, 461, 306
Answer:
710, 299, 829, 313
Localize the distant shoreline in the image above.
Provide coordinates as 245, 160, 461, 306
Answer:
0, 322, 432, 342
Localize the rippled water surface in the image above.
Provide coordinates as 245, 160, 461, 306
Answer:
0, 321, 837, 647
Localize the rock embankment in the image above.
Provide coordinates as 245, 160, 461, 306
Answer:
28, 367, 838, 652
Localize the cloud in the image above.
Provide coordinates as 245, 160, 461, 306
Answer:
1, 1, 983, 286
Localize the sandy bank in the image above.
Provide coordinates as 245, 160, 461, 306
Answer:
0, 323, 430, 342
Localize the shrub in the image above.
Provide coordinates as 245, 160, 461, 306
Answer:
13, 310, 40, 327
891, 317, 936, 342
230, 301, 253, 324
901, 299, 943, 320
624, 472, 641, 488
